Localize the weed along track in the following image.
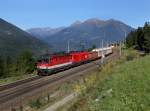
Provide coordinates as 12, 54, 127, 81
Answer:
0, 51, 119, 111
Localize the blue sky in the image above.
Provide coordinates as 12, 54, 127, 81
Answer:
0, 0, 149, 29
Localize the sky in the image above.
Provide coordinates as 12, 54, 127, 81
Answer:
0, 0, 149, 29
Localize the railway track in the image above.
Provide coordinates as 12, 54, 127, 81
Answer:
0, 62, 97, 103
0, 76, 42, 91
0, 51, 119, 111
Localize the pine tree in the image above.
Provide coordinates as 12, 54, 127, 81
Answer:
143, 22, 150, 53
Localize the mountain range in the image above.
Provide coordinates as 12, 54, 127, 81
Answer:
27, 18, 134, 52
0, 18, 134, 57
27, 27, 65, 40
0, 18, 49, 57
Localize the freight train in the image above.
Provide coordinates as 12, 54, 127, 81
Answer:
36, 46, 114, 76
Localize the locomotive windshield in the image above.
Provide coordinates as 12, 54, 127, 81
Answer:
38, 58, 49, 63
38, 54, 50, 63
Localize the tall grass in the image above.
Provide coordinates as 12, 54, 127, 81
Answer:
87, 55, 150, 111
66, 49, 150, 111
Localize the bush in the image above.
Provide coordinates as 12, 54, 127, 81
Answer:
29, 98, 42, 109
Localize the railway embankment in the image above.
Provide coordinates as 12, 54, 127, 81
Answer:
53, 49, 150, 111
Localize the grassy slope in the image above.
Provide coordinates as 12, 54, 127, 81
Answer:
88, 55, 150, 111
62, 49, 150, 111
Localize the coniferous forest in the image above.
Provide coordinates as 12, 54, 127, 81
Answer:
126, 22, 150, 53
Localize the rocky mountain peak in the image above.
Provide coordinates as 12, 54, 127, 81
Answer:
71, 20, 82, 26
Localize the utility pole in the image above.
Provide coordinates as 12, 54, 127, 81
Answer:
104, 31, 106, 39
101, 31, 106, 64
101, 39, 104, 64
106, 40, 109, 47
119, 41, 122, 57
124, 31, 127, 47
67, 40, 70, 53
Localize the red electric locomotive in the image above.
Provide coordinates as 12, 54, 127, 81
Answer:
71, 51, 98, 63
37, 54, 72, 75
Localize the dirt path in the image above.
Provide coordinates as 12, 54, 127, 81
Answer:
44, 92, 77, 111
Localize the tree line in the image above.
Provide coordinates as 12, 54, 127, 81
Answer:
126, 22, 150, 53
0, 50, 35, 78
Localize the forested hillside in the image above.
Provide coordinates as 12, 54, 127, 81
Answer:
126, 22, 150, 53
0, 18, 49, 57
0, 18, 49, 78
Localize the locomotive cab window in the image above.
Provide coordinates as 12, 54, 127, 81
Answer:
38, 58, 49, 63
38, 54, 50, 63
